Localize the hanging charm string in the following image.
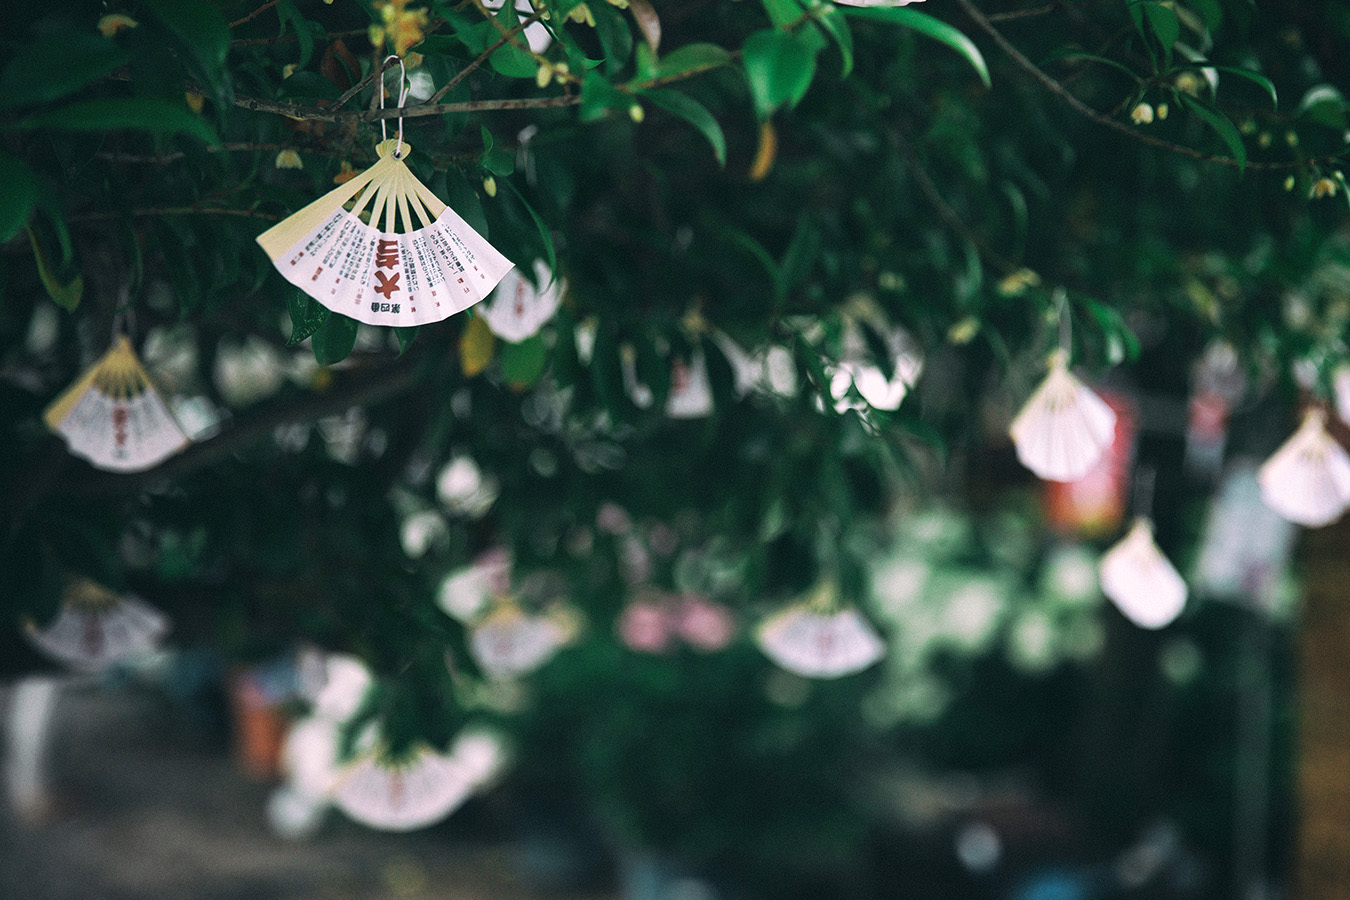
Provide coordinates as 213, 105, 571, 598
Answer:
380, 55, 409, 158
1132, 464, 1157, 521
1054, 286, 1071, 357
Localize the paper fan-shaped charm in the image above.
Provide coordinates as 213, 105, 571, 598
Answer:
1098, 518, 1187, 629
1010, 350, 1117, 482
666, 348, 714, 419
333, 742, 477, 831
755, 583, 885, 679
468, 599, 573, 679
1258, 409, 1350, 527
43, 335, 190, 472
479, 259, 562, 342
257, 139, 513, 328
26, 578, 170, 672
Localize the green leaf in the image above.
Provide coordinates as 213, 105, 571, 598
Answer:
500, 335, 550, 387
1128, 1, 1179, 67
8, 98, 219, 144
1188, 0, 1223, 32
1041, 46, 1141, 80
580, 70, 631, 122
312, 312, 360, 365
840, 7, 990, 88
814, 7, 854, 78
761, 0, 809, 28
0, 154, 37, 242
1296, 85, 1346, 129
742, 29, 819, 119
1178, 93, 1246, 173
593, 1, 635, 76
141, 0, 231, 96
719, 227, 783, 299
27, 227, 82, 312
1212, 65, 1277, 108
395, 326, 420, 356
0, 34, 129, 110
286, 290, 331, 346
503, 179, 556, 280
641, 89, 726, 166
653, 43, 734, 80
489, 1, 540, 78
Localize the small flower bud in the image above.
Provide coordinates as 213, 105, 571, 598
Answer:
483, 175, 498, 198
1130, 103, 1154, 125
629, 103, 644, 123
1311, 177, 1338, 199
275, 149, 304, 170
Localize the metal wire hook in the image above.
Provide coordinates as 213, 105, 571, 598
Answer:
379, 54, 409, 158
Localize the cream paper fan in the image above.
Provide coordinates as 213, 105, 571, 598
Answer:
479, 259, 562, 342
755, 583, 885, 679
43, 335, 190, 473
1009, 350, 1116, 483
332, 742, 477, 832
666, 347, 714, 419
257, 138, 514, 328
1098, 518, 1187, 629
1258, 409, 1350, 527
468, 600, 573, 679
25, 579, 170, 672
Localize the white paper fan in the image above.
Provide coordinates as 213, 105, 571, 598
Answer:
666, 348, 714, 419
257, 138, 514, 328
755, 586, 885, 679
25, 579, 169, 672
332, 743, 477, 832
468, 601, 571, 679
1098, 518, 1187, 629
1258, 409, 1350, 527
479, 259, 562, 342
43, 335, 190, 473
1009, 350, 1116, 482
282, 716, 343, 801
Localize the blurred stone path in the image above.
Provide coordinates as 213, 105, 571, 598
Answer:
0, 682, 612, 900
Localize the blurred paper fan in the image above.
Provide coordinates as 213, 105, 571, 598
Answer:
26, 578, 169, 672
468, 599, 574, 679
666, 348, 714, 419
1258, 409, 1350, 527
1098, 518, 1187, 629
332, 742, 478, 832
256, 138, 513, 328
1010, 350, 1116, 483
43, 335, 190, 473
479, 259, 562, 342
756, 583, 885, 678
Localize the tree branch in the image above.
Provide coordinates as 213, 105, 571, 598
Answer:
428, 10, 547, 106
229, 0, 281, 29
68, 207, 280, 223
955, 0, 1311, 172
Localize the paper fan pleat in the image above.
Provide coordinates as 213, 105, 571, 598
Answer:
257, 139, 514, 328
469, 604, 569, 679
1010, 353, 1116, 482
332, 746, 476, 832
26, 581, 169, 672
1258, 410, 1350, 527
755, 606, 885, 679
43, 336, 190, 472
1098, 518, 1187, 629
480, 259, 563, 342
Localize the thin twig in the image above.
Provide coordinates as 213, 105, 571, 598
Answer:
68, 207, 280, 223
96, 142, 353, 164
230, 89, 579, 121
231, 27, 368, 47
954, 0, 1311, 172
428, 10, 546, 105
986, 2, 1060, 22
229, 0, 281, 28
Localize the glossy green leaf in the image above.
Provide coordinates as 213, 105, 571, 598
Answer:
9, 98, 219, 144
312, 312, 360, 365
0, 153, 37, 242
395, 326, 420, 356
1296, 84, 1348, 129
580, 70, 631, 122
642, 89, 727, 166
593, 1, 635, 76
742, 29, 819, 119
27, 227, 82, 312
286, 291, 331, 346
1128, 1, 1179, 67
761, 0, 809, 28
1179, 93, 1246, 173
814, 7, 855, 78
840, 6, 990, 88
653, 43, 734, 80
502, 179, 556, 285
1213, 65, 1277, 108
1189, 0, 1223, 32
1041, 46, 1140, 80
142, 0, 231, 93
0, 34, 129, 110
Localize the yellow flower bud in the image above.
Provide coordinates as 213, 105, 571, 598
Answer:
333, 161, 357, 185
1311, 177, 1338, 199
1130, 103, 1154, 125
185, 92, 205, 114
483, 175, 498, 197
1284, 175, 1296, 192
97, 14, 138, 37
282, 63, 298, 79
1156, 103, 1168, 120
629, 103, 644, 123
275, 149, 304, 170
535, 61, 554, 89
947, 316, 980, 345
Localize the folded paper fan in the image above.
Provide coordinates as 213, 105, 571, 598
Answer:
257, 138, 514, 328
43, 335, 190, 472
1258, 409, 1350, 527
468, 600, 572, 679
755, 584, 885, 679
1098, 518, 1187, 629
1010, 350, 1116, 483
666, 348, 714, 419
479, 259, 562, 342
25, 579, 170, 672
332, 742, 477, 831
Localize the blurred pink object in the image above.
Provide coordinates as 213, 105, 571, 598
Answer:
617, 601, 675, 653
672, 595, 737, 651
596, 503, 633, 535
